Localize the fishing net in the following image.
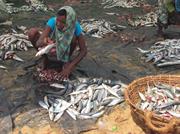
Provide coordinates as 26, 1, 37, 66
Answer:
125, 75, 180, 134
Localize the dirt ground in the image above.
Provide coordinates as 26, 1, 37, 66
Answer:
1, 0, 180, 134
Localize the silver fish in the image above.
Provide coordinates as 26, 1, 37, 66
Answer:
102, 83, 120, 98
138, 92, 146, 101
50, 83, 65, 89
13, 54, 24, 62
0, 65, 7, 69
48, 106, 54, 121
38, 101, 48, 110
75, 83, 88, 91
35, 44, 55, 57
92, 110, 105, 118
53, 111, 64, 122
156, 101, 180, 109
167, 111, 180, 118
44, 96, 49, 108
107, 98, 124, 106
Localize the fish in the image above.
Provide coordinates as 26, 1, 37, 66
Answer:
156, 101, 180, 110
137, 48, 150, 54
39, 77, 126, 121
12, 54, 24, 62
107, 98, 124, 106
66, 108, 79, 120
0, 21, 12, 26
138, 92, 146, 101
0, 65, 7, 69
38, 100, 48, 110
44, 96, 49, 108
75, 83, 88, 91
48, 106, 54, 121
53, 111, 64, 122
102, 83, 121, 98
50, 83, 65, 89
91, 110, 105, 118
167, 111, 180, 118
35, 44, 55, 57
78, 114, 91, 119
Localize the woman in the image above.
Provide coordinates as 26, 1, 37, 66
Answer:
28, 6, 87, 80
157, 0, 180, 36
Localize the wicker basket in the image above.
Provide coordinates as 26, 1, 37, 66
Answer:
125, 75, 180, 134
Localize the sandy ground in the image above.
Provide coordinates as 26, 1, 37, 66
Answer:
10, 105, 146, 134
83, 106, 145, 134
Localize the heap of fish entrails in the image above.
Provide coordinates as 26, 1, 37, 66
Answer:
37, 69, 65, 82
38, 78, 127, 121
128, 12, 157, 27
138, 39, 180, 67
138, 83, 180, 119
101, 0, 144, 9
0, 31, 33, 62
80, 19, 126, 38
5, 0, 50, 13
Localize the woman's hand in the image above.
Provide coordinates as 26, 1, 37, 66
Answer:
44, 37, 54, 44
37, 37, 54, 48
59, 62, 74, 80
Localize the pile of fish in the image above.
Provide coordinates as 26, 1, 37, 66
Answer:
0, 33, 33, 51
80, 19, 126, 38
137, 83, 180, 119
5, 0, 50, 14
38, 78, 127, 121
138, 39, 180, 67
0, 31, 33, 62
128, 12, 157, 27
101, 0, 144, 9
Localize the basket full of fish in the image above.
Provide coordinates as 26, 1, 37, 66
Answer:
125, 75, 180, 134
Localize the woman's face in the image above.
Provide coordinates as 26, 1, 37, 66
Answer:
56, 15, 66, 31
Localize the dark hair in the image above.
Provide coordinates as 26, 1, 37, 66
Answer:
57, 9, 67, 17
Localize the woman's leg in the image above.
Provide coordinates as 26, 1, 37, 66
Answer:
27, 28, 41, 50
28, 28, 48, 70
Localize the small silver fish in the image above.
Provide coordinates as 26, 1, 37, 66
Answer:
13, 54, 24, 62
36, 44, 55, 57
0, 65, 7, 69
167, 111, 180, 118
138, 92, 146, 101
50, 83, 65, 89
48, 106, 54, 121
53, 111, 63, 122
38, 101, 48, 110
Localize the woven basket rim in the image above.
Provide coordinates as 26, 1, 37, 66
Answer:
125, 74, 180, 121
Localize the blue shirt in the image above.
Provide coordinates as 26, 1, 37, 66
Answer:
175, 0, 180, 12
46, 17, 82, 37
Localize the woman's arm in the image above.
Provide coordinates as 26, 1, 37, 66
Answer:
70, 34, 87, 67
59, 34, 87, 80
